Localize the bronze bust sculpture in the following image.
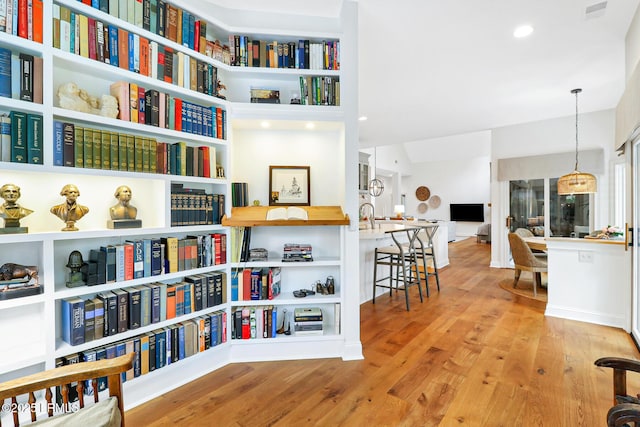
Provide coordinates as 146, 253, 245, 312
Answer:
107, 185, 141, 229
110, 185, 137, 220
50, 184, 89, 231
0, 183, 33, 232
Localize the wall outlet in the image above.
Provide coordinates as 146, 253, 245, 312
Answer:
578, 251, 594, 263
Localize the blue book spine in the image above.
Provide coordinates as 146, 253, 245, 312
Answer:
69, 13, 76, 54
188, 13, 195, 50
151, 284, 160, 323
178, 324, 185, 360
151, 239, 162, 275
149, 0, 157, 34
108, 25, 119, 66
165, 328, 171, 366
11, 0, 17, 36
271, 306, 277, 338
181, 10, 189, 47
61, 298, 85, 345
221, 109, 226, 139
0, 47, 11, 98
155, 330, 165, 368
115, 342, 126, 381
128, 32, 135, 72
92, 0, 100, 8
183, 284, 191, 314
132, 240, 143, 278
231, 271, 238, 301
95, 347, 108, 391
210, 313, 218, 347
143, 238, 151, 277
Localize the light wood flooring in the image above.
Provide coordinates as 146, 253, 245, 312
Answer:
126, 238, 640, 426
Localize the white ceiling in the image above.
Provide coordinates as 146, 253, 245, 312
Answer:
202, 0, 640, 150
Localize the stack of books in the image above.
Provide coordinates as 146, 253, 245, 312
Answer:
293, 307, 323, 336
282, 243, 313, 262
250, 88, 280, 104
248, 248, 268, 262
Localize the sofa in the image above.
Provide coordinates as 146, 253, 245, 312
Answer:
476, 223, 491, 243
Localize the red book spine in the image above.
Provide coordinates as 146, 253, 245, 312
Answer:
124, 243, 134, 280
215, 107, 223, 140
194, 21, 200, 52
87, 17, 97, 60
174, 98, 182, 132
17, 0, 27, 38
200, 146, 210, 178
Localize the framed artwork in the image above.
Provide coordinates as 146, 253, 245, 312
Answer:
269, 166, 310, 206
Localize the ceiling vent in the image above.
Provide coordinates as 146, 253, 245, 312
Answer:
585, 1, 607, 19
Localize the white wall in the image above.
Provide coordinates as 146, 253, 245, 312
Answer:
403, 156, 491, 237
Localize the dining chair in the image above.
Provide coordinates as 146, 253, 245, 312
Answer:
508, 232, 547, 297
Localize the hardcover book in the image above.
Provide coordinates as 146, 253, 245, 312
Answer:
9, 110, 26, 163
26, 113, 42, 164
61, 296, 85, 345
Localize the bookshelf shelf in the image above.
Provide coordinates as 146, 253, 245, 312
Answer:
222, 206, 349, 227
0, 0, 360, 412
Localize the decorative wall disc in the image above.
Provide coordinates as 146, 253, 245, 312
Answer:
417, 202, 428, 214
415, 186, 430, 201
428, 195, 441, 209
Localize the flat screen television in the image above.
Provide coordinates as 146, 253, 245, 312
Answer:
449, 203, 484, 222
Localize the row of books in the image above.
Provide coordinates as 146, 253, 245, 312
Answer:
0, 110, 42, 163
108, 81, 226, 139
76, 0, 228, 61
53, 5, 224, 99
231, 305, 279, 340
57, 309, 226, 394
299, 76, 340, 106
0, 49, 42, 103
61, 272, 226, 346
230, 36, 340, 71
0, 0, 43, 43
231, 267, 281, 302
53, 121, 223, 177
170, 183, 225, 226
230, 182, 248, 207
75, 234, 226, 288
283, 243, 313, 262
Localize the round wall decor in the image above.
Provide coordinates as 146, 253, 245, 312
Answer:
428, 195, 441, 209
415, 186, 430, 201
417, 202, 428, 213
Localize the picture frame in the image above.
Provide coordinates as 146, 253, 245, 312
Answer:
269, 166, 311, 206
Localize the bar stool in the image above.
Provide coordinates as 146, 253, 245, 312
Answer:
372, 227, 423, 310
402, 224, 441, 297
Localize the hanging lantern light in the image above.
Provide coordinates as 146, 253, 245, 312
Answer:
369, 146, 384, 197
557, 88, 597, 195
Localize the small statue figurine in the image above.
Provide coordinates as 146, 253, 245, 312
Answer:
0, 263, 41, 300
107, 185, 142, 229
65, 250, 86, 288
57, 82, 119, 118
50, 184, 90, 231
0, 183, 33, 233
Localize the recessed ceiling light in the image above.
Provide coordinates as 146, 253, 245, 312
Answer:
305, 122, 315, 129
359, 116, 368, 121
261, 121, 270, 128
513, 25, 533, 38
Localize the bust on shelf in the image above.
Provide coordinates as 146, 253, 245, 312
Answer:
50, 184, 90, 231
0, 183, 33, 233
107, 185, 142, 229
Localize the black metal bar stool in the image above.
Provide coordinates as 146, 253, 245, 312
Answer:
372, 226, 423, 310
408, 224, 441, 297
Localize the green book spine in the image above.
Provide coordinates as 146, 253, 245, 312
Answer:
149, 138, 157, 174
74, 126, 84, 167
9, 111, 27, 163
110, 132, 119, 170
26, 114, 43, 164
127, 134, 135, 171
92, 129, 102, 169
83, 127, 93, 169
118, 133, 127, 170
101, 130, 111, 169
179, 141, 186, 176
134, 135, 143, 172
142, 137, 150, 173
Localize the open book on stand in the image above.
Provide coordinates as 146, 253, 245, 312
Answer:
266, 206, 308, 221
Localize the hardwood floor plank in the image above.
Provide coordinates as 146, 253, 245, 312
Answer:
126, 239, 640, 426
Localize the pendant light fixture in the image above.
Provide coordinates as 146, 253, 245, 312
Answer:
369, 146, 384, 197
557, 88, 597, 195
